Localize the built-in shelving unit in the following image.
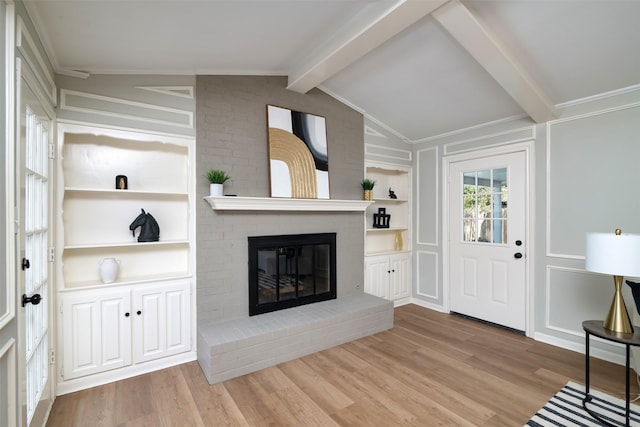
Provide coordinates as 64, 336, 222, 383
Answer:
55, 122, 196, 394
364, 163, 411, 255
364, 161, 411, 305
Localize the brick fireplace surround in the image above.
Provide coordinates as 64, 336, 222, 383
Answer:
195, 75, 394, 384
197, 198, 394, 384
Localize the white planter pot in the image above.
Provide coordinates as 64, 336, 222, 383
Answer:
99, 258, 120, 283
210, 183, 224, 197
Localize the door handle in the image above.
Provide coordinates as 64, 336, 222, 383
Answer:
22, 293, 42, 307
514, 252, 523, 259
22, 258, 30, 270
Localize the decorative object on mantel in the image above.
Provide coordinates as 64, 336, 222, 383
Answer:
361, 178, 375, 201
115, 175, 128, 190
99, 258, 120, 283
206, 169, 231, 197
267, 105, 329, 199
388, 187, 397, 199
373, 207, 390, 228
129, 208, 160, 242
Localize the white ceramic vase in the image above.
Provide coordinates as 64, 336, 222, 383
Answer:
210, 183, 223, 197
99, 258, 120, 283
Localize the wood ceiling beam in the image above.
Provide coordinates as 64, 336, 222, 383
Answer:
432, 0, 556, 123
287, 0, 448, 94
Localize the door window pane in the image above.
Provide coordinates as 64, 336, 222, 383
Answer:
462, 167, 508, 244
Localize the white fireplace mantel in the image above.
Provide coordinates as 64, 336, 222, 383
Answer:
204, 196, 372, 212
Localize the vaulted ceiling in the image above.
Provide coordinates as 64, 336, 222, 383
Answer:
25, 0, 640, 142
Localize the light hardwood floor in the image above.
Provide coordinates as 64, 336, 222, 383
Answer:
46, 304, 636, 426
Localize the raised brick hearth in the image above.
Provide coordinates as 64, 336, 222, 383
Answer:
197, 293, 393, 384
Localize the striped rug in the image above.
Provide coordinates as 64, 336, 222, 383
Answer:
526, 381, 640, 426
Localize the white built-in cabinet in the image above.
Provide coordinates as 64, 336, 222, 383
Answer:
364, 162, 411, 305
56, 123, 196, 393
364, 253, 410, 301
62, 280, 190, 380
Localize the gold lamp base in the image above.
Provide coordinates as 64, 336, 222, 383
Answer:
603, 275, 634, 334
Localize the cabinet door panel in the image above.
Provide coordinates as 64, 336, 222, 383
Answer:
389, 255, 411, 300
133, 281, 191, 363
134, 290, 165, 363
63, 290, 131, 380
364, 257, 390, 299
165, 287, 190, 354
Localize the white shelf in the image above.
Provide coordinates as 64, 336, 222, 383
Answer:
204, 196, 372, 212
60, 272, 192, 292
366, 249, 412, 257
366, 227, 408, 233
65, 187, 188, 197
64, 240, 190, 250
372, 198, 408, 203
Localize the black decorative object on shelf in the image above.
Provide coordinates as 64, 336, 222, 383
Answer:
116, 175, 128, 190
129, 208, 160, 242
388, 188, 397, 199
373, 207, 391, 229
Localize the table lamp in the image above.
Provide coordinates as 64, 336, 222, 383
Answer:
585, 229, 640, 334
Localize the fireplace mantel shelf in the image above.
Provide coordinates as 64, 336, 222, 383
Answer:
204, 196, 372, 212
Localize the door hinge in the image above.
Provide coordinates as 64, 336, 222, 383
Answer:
48, 247, 55, 262
48, 142, 55, 159
50, 349, 55, 365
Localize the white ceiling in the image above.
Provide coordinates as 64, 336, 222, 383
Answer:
25, 0, 640, 142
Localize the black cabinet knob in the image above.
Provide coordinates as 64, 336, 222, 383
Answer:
21, 258, 30, 270
514, 252, 523, 259
137, 310, 142, 315
125, 312, 130, 317
22, 293, 41, 307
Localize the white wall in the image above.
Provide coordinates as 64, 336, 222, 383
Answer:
388, 86, 640, 363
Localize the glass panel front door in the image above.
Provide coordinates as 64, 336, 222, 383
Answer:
462, 168, 508, 244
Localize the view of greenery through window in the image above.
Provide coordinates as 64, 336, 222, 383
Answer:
463, 168, 508, 244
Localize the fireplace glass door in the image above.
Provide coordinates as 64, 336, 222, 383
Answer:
249, 233, 336, 315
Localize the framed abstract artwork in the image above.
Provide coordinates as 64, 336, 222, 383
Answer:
266, 105, 329, 199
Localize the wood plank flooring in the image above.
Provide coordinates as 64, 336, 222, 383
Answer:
46, 304, 637, 426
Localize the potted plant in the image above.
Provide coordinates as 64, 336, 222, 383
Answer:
206, 169, 231, 196
360, 178, 375, 201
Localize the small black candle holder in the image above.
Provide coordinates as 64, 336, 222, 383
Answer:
373, 207, 390, 228
116, 175, 128, 190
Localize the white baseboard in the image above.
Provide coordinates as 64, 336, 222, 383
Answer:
408, 297, 446, 312
533, 332, 626, 367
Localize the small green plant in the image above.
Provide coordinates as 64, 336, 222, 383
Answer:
360, 179, 376, 190
206, 169, 231, 184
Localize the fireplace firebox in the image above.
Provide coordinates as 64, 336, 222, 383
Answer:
248, 233, 336, 316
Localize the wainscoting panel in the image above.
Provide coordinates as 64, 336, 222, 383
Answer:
416, 250, 439, 301
365, 144, 412, 162
443, 126, 535, 155
416, 147, 438, 246
0, 339, 16, 427
547, 103, 640, 258
545, 266, 615, 336
16, 16, 56, 105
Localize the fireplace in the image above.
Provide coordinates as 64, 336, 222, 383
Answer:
248, 233, 336, 316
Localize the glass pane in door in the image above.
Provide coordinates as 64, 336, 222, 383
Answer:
461, 167, 508, 245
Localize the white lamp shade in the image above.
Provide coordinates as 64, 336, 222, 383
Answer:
585, 232, 640, 277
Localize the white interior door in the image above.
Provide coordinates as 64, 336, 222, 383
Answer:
448, 151, 527, 331
18, 69, 54, 426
